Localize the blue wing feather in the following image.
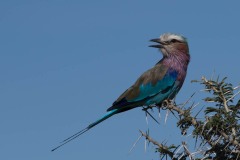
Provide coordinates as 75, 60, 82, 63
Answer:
129, 70, 178, 102
107, 69, 179, 111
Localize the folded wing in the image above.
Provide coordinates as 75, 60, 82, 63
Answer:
107, 64, 178, 112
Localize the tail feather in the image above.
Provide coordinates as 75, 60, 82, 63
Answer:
51, 109, 118, 151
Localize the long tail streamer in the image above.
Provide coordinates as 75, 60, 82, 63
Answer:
51, 109, 118, 151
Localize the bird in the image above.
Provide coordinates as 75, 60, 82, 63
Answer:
52, 33, 190, 151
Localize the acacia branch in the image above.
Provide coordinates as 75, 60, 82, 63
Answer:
219, 131, 239, 146
140, 76, 240, 159
139, 130, 174, 158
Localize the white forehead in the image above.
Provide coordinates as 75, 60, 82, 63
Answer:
160, 33, 187, 43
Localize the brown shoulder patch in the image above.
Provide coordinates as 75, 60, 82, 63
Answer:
115, 64, 168, 102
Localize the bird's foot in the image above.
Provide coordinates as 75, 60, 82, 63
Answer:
142, 105, 156, 111
161, 99, 176, 110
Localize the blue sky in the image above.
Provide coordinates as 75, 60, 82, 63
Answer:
1, 1, 240, 160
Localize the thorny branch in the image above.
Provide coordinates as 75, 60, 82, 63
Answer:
139, 130, 175, 158
137, 76, 240, 160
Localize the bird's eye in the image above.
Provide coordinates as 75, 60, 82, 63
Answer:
170, 39, 178, 43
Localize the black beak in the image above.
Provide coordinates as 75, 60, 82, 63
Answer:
149, 38, 164, 48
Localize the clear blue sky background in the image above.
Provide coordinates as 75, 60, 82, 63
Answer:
1, 1, 240, 160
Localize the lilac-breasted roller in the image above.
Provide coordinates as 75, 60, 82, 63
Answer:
52, 33, 190, 151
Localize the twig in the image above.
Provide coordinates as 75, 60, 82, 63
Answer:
219, 131, 239, 146
139, 130, 174, 158
226, 90, 240, 103
182, 142, 193, 160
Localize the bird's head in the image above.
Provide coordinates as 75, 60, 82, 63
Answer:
149, 33, 189, 57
